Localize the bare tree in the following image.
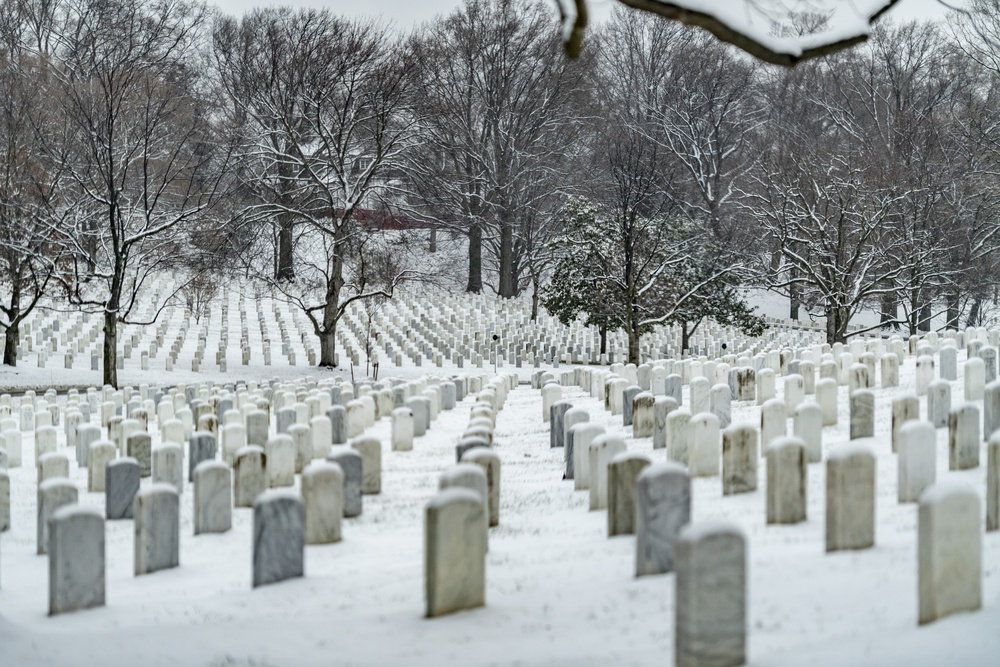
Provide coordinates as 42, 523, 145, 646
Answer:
0, 21, 65, 366
407, 0, 592, 297
214, 9, 415, 367
46, 0, 225, 387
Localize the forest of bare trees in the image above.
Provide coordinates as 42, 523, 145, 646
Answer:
3, 0, 1000, 376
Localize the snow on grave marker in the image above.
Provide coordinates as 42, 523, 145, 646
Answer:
302, 461, 343, 545
675, 522, 746, 667
826, 443, 876, 552
48, 505, 105, 616
918, 483, 981, 625
767, 436, 807, 525
606, 451, 651, 537
252, 489, 305, 588
635, 462, 690, 577
193, 461, 232, 535
722, 423, 757, 495
424, 488, 486, 618
898, 422, 936, 504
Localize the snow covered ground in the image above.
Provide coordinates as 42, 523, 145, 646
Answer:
1, 339, 999, 666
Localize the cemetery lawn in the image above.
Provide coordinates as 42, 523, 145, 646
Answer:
1, 357, 999, 666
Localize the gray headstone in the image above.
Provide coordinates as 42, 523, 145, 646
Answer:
193, 461, 232, 535
48, 505, 105, 615
636, 462, 691, 576
134, 483, 180, 575
105, 458, 140, 520
253, 489, 305, 588
327, 447, 362, 517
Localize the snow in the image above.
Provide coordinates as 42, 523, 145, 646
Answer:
636, 0, 895, 58
2, 321, 1000, 665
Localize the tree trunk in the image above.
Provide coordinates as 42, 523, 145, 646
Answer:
467, 223, 482, 293
788, 272, 800, 320
319, 248, 345, 367
530, 273, 539, 321
428, 227, 437, 253
276, 213, 295, 281
946, 293, 960, 330
3, 318, 18, 366
967, 297, 982, 328
599, 325, 607, 356
103, 310, 118, 388
917, 301, 932, 333
825, 304, 848, 345
681, 321, 691, 353
880, 294, 898, 329
498, 218, 515, 298
627, 324, 640, 365
319, 327, 338, 367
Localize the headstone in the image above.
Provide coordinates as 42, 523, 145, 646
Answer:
722, 423, 757, 495
881, 354, 899, 389
898, 421, 936, 503
327, 447, 363, 517
105, 458, 140, 519
126, 432, 152, 478
766, 436, 807, 524
134, 483, 180, 575
571, 423, 605, 491
949, 403, 980, 470
541, 384, 561, 422
38, 479, 79, 554
826, 443, 876, 552
985, 381, 1000, 443
233, 445, 267, 508
252, 489, 305, 587
550, 400, 573, 447
302, 461, 343, 544
631, 393, 655, 438
37, 451, 70, 484
606, 452, 652, 536
666, 409, 692, 465
391, 407, 414, 451
587, 434, 627, 511
327, 405, 347, 444
265, 434, 295, 487
461, 447, 500, 527
152, 443, 184, 493
653, 396, 678, 450
675, 522, 746, 667
891, 394, 920, 453
193, 460, 232, 535
635, 462, 690, 577
760, 398, 787, 452
965, 356, 985, 401
424, 488, 486, 617
927, 380, 951, 429
849, 390, 875, 440
916, 356, 935, 396
439, 463, 489, 554
47, 505, 105, 615
0, 470, 8, 531
689, 413, 720, 477
988, 433, 1000, 531
188, 431, 216, 482
710, 383, 731, 429
918, 483, 981, 624
815, 378, 838, 427
939, 346, 957, 381
350, 436, 382, 494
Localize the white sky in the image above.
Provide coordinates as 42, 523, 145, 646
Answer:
210, 0, 963, 29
